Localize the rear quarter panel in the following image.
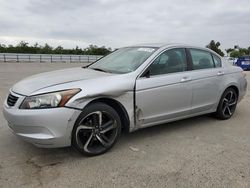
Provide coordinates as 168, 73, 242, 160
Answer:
220, 64, 247, 104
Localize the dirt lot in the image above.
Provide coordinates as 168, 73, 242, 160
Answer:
0, 63, 250, 188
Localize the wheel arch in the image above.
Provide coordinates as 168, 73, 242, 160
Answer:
220, 84, 239, 98
83, 97, 130, 132
215, 84, 239, 120
216, 84, 239, 110
225, 85, 239, 97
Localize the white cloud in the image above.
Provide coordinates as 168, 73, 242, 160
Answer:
0, 0, 249, 50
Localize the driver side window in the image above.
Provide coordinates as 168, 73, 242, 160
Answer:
148, 48, 187, 76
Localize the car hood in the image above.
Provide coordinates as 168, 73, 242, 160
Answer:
12, 67, 110, 95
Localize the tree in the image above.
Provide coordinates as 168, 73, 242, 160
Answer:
226, 46, 250, 58
16, 41, 29, 53
40, 43, 53, 54
54, 46, 64, 54
206, 40, 224, 56
229, 51, 241, 58
74, 46, 83, 55
225, 48, 234, 54
0, 41, 112, 55
31, 42, 40, 54
0, 43, 7, 53
84, 45, 111, 55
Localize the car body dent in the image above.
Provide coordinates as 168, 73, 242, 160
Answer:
68, 91, 136, 131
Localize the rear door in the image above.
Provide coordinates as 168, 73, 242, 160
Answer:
187, 48, 224, 113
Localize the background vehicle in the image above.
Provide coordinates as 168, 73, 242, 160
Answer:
235, 56, 250, 70
3, 44, 247, 156
224, 56, 237, 66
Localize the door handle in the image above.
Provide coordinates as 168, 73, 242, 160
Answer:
180, 76, 192, 82
217, 71, 224, 76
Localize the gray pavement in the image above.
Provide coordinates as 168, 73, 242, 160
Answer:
0, 63, 250, 188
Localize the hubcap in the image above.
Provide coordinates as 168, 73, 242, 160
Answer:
222, 91, 237, 117
75, 111, 118, 154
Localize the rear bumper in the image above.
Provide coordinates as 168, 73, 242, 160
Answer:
3, 100, 81, 148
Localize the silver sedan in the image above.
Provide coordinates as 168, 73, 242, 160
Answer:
3, 44, 247, 156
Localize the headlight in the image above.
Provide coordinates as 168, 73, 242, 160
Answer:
20, 89, 81, 109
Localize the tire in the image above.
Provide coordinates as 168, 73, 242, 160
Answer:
72, 102, 122, 156
215, 88, 238, 120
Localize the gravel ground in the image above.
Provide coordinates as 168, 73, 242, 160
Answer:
0, 63, 250, 188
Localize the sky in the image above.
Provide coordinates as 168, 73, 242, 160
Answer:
0, 0, 249, 50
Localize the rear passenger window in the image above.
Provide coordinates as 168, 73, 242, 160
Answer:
212, 54, 222, 67
189, 49, 214, 70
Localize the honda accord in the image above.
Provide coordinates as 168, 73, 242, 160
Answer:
3, 44, 247, 156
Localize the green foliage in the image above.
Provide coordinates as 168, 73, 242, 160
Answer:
225, 45, 250, 58
84, 45, 112, 55
206, 40, 250, 58
0, 41, 112, 55
229, 51, 241, 58
206, 40, 224, 56
3, 40, 249, 58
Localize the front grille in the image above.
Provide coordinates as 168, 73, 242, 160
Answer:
7, 93, 19, 107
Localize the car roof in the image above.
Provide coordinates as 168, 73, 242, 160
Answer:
125, 43, 222, 58
127, 43, 180, 48
127, 43, 206, 49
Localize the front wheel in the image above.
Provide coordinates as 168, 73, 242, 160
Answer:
72, 103, 121, 156
215, 88, 238, 120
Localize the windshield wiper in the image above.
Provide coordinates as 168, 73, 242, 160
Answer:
91, 68, 109, 73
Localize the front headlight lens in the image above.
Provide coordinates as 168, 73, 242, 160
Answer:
20, 89, 81, 109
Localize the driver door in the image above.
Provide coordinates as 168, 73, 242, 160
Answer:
135, 48, 193, 127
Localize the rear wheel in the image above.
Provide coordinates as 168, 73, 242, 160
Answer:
72, 103, 121, 156
215, 88, 238, 120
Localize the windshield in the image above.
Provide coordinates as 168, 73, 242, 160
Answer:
88, 47, 158, 74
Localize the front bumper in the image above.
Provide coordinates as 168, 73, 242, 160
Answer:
3, 92, 81, 148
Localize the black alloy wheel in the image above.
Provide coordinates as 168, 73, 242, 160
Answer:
216, 88, 238, 120
72, 103, 121, 156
